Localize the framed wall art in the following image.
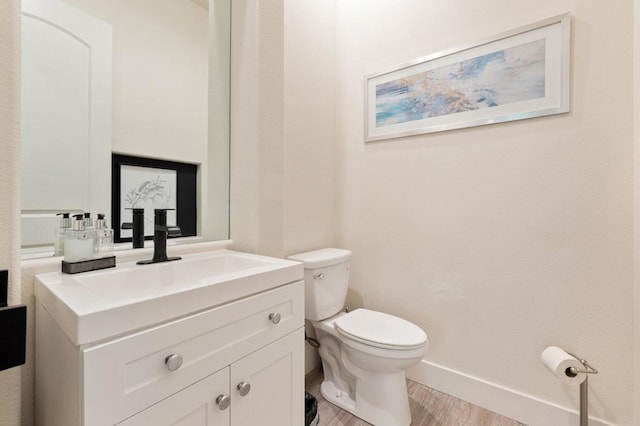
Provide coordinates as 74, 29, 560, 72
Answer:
112, 154, 197, 243
364, 14, 571, 142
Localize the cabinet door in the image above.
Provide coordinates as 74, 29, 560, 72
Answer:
118, 367, 230, 426
230, 328, 304, 426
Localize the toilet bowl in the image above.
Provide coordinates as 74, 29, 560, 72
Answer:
288, 248, 428, 426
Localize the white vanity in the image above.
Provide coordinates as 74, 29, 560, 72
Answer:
34, 250, 305, 426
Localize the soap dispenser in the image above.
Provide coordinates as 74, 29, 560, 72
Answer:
54, 212, 71, 257
64, 214, 95, 262
83, 212, 94, 230
94, 213, 114, 258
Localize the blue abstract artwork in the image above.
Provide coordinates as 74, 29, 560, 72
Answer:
375, 39, 546, 127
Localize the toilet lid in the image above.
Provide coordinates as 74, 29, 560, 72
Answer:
334, 309, 427, 349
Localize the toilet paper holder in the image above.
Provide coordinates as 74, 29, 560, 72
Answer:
564, 352, 598, 377
566, 351, 598, 426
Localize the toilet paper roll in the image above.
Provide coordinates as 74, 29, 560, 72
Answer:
541, 346, 586, 385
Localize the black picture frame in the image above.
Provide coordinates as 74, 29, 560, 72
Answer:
112, 154, 197, 243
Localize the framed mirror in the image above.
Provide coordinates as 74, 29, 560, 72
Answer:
20, 0, 230, 259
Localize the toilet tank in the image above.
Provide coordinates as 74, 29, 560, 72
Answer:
288, 248, 351, 321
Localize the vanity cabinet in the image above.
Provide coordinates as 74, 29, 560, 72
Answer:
35, 279, 304, 426
120, 330, 302, 426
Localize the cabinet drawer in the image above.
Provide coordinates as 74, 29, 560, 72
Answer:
83, 281, 303, 426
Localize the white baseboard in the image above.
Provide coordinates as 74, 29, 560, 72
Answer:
406, 360, 615, 426
305, 342, 320, 375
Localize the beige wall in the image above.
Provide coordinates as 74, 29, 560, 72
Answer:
335, 1, 634, 424
634, 0, 640, 423
0, 0, 22, 424
282, 0, 337, 256
230, 0, 283, 255
230, 0, 337, 257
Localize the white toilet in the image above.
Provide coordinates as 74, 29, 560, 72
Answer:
288, 248, 428, 426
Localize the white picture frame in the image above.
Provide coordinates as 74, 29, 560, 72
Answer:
364, 14, 571, 142
120, 165, 177, 238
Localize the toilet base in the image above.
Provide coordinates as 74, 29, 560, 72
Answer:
320, 379, 356, 414
319, 372, 412, 426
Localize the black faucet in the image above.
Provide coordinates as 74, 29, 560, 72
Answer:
137, 209, 182, 265
122, 208, 145, 248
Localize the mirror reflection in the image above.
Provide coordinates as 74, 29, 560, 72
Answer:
20, 0, 230, 259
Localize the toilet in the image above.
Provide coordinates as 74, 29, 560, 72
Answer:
288, 248, 428, 426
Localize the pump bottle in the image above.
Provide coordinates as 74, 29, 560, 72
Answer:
94, 213, 114, 258
64, 214, 95, 262
54, 212, 71, 257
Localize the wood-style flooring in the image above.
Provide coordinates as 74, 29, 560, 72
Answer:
305, 369, 526, 426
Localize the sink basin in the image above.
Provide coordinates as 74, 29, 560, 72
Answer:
75, 252, 272, 299
35, 250, 303, 345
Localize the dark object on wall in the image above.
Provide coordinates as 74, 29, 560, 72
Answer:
112, 154, 197, 243
0, 270, 26, 372
0, 270, 8, 308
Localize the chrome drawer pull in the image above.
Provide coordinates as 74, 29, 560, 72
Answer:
237, 381, 251, 396
269, 312, 281, 324
313, 273, 325, 280
164, 354, 183, 372
216, 394, 231, 410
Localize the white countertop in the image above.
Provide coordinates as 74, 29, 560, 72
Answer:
34, 249, 303, 346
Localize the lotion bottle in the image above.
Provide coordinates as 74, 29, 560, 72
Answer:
54, 212, 71, 257
94, 213, 114, 258
64, 214, 95, 262
83, 212, 94, 230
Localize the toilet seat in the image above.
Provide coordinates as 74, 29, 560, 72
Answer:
335, 309, 427, 350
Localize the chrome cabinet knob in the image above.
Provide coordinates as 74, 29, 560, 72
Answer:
164, 354, 183, 372
269, 313, 281, 324
237, 381, 251, 396
216, 394, 231, 410
313, 273, 325, 280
